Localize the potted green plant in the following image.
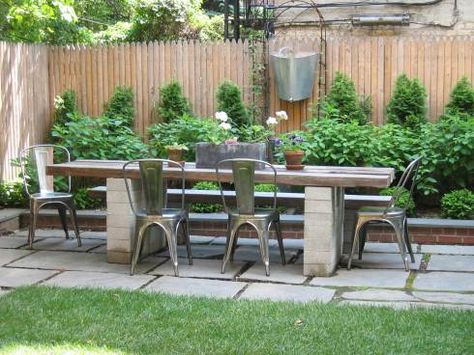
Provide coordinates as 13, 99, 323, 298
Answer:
275, 133, 305, 170
165, 143, 189, 165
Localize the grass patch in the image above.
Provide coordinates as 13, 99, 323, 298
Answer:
0, 286, 472, 354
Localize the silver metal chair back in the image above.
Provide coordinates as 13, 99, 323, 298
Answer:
216, 158, 278, 215
385, 156, 421, 213
20, 144, 71, 196
19, 144, 80, 248
122, 159, 185, 216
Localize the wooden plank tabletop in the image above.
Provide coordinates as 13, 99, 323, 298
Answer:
47, 160, 395, 188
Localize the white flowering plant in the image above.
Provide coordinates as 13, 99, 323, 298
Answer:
266, 110, 289, 135
208, 111, 236, 144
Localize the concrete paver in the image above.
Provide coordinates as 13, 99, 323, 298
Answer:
427, 255, 474, 272
145, 276, 246, 299
9, 250, 166, 274
348, 253, 422, 270
0, 249, 34, 266
420, 244, 474, 255
239, 263, 307, 284
13, 229, 71, 238
190, 235, 215, 244
338, 300, 474, 311
239, 283, 335, 303
149, 258, 244, 280
25, 237, 104, 252
0, 267, 57, 287
232, 246, 298, 263
157, 244, 225, 259
414, 272, 474, 292
0, 236, 29, 249
341, 289, 416, 302
310, 269, 409, 289
363, 242, 420, 254
44, 271, 155, 290
211, 236, 278, 248
412, 291, 474, 305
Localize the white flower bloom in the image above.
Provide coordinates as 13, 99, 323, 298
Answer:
276, 110, 288, 121
219, 122, 231, 130
215, 111, 228, 122
266, 116, 278, 126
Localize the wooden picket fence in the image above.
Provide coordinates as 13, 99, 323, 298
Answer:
1, 35, 473, 181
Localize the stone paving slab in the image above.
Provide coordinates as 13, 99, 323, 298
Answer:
145, 276, 246, 299
211, 236, 278, 248
412, 291, 474, 305
24, 237, 104, 252
81, 231, 107, 240
14, 229, 70, 238
341, 289, 416, 302
363, 242, 420, 254
232, 246, 298, 263
310, 269, 409, 289
157, 244, 225, 259
0, 267, 57, 287
238, 263, 307, 284
149, 258, 244, 280
427, 255, 474, 272
88, 244, 107, 254
0, 249, 34, 266
44, 271, 155, 290
0, 236, 29, 249
279, 239, 304, 250
414, 272, 474, 292
9, 250, 166, 274
347, 253, 422, 270
239, 283, 335, 303
338, 300, 474, 311
190, 235, 215, 244
420, 244, 474, 255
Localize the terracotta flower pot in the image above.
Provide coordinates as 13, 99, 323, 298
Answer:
167, 148, 185, 166
284, 150, 304, 170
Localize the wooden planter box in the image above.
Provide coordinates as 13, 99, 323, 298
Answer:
195, 142, 267, 169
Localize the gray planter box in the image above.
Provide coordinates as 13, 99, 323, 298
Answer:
195, 142, 267, 169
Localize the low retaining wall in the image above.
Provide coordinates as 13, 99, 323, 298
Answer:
20, 210, 474, 245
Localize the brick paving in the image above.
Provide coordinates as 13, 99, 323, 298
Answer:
0, 229, 473, 310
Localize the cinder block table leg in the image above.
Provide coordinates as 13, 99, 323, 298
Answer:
106, 178, 166, 264
304, 186, 345, 276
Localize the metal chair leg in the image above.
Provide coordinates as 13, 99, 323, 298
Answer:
274, 219, 286, 265
57, 205, 70, 239
391, 218, 410, 271
404, 218, 415, 263
348, 219, 365, 270
221, 220, 239, 274
164, 225, 179, 277
68, 204, 81, 247
257, 228, 270, 276
181, 218, 193, 265
28, 200, 38, 249
130, 223, 148, 275
358, 224, 367, 260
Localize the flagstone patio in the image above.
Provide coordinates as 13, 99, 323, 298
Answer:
0, 229, 473, 310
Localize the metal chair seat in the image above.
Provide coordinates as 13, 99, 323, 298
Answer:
348, 157, 421, 271
216, 159, 285, 276
123, 159, 192, 276
358, 206, 405, 217
20, 145, 81, 249
31, 192, 73, 199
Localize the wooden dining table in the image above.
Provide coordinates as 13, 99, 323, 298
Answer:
47, 160, 395, 277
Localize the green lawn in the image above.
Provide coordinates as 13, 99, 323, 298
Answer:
0, 286, 472, 354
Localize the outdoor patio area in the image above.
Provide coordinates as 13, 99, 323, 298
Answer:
1, 228, 473, 310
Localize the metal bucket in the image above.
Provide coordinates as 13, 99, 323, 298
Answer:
271, 48, 319, 102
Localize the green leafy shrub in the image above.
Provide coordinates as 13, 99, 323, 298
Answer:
103, 86, 135, 128
254, 184, 278, 193
53, 90, 78, 127
190, 181, 222, 213
237, 124, 273, 144
379, 187, 416, 216
216, 81, 250, 128
0, 181, 27, 208
386, 74, 427, 128
318, 72, 369, 124
445, 76, 474, 117
441, 189, 474, 219
157, 81, 192, 123
73, 188, 103, 210
148, 114, 228, 160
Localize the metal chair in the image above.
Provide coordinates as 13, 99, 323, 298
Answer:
347, 157, 421, 271
123, 159, 192, 276
19, 144, 81, 249
216, 158, 285, 276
